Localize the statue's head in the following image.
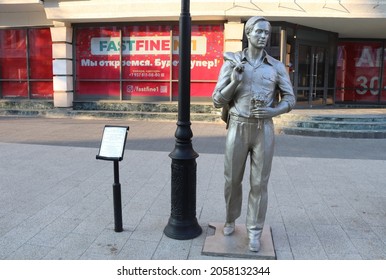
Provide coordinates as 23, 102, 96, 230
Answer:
244, 16, 270, 36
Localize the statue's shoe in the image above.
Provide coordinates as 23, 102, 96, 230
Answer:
223, 222, 235, 236
249, 238, 261, 252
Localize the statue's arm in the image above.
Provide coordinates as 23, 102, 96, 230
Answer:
212, 62, 234, 108
275, 62, 296, 114
212, 52, 242, 108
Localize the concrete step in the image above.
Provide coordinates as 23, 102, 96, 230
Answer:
2, 100, 386, 138
66, 109, 221, 122
293, 120, 386, 130
0, 108, 222, 122
71, 101, 222, 121
310, 115, 386, 123
0, 100, 53, 110
0, 100, 222, 122
276, 114, 386, 138
280, 126, 386, 139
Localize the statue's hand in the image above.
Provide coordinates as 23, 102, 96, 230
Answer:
251, 107, 278, 119
231, 63, 244, 83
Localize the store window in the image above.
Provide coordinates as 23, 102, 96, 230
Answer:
0, 28, 53, 99
336, 41, 384, 103
74, 23, 224, 101
382, 45, 386, 103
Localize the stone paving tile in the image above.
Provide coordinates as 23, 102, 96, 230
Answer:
0, 238, 22, 260
189, 244, 226, 260
327, 253, 363, 260
115, 239, 159, 260
42, 233, 97, 260
287, 234, 328, 260
351, 237, 386, 260
305, 203, 340, 226
44, 217, 83, 233
313, 224, 358, 257
0, 212, 29, 236
27, 229, 68, 248
275, 250, 294, 260
6, 243, 53, 260
1, 116, 386, 260
270, 223, 291, 252
80, 228, 133, 260
371, 226, 386, 244
129, 214, 169, 243
152, 236, 192, 260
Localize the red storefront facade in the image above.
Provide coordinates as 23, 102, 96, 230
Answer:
74, 23, 224, 102
2, 24, 386, 106
336, 40, 386, 104
0, 28, 53, 99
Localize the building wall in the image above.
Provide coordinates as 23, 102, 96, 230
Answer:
3, 1, 386, 34
41, 1, 386, 22
0, 1, 51, 28
72, 23, 224, 103
1, 0, 386, 107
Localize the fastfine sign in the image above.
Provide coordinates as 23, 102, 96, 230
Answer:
91, 36, 207, 55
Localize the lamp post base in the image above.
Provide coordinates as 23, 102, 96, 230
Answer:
164, 216, 202, 240
164, 157, 202, 240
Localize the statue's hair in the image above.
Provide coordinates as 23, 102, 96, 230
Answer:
244, 16, 270, 35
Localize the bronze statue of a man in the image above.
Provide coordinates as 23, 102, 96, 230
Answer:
212, 16, 296, 252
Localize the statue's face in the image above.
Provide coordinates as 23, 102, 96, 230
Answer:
247, 20, 270, 49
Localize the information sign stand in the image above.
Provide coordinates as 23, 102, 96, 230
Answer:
96, 125, 129, 232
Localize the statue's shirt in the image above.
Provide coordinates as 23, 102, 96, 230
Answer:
212, 49, 295, 119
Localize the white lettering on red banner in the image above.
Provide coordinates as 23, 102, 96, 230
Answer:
91, 36, 207, 55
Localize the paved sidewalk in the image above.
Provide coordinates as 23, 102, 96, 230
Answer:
0, 116, 386, 260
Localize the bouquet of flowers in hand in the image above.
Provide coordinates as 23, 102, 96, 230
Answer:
251, 93, 268, 129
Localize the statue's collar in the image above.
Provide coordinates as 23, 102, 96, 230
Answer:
240, 49, 274, 66
224, 49, 275, 67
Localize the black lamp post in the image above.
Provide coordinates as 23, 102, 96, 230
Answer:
163, 0, 202, 240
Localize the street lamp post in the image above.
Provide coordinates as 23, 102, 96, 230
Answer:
163, 0, 202, 240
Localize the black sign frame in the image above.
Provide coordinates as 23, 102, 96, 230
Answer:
96, 125, 129, 161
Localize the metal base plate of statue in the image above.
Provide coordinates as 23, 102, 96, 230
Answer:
202, 223, 276, 260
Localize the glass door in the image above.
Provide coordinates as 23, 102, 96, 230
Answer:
311, 47, 327, 106
296, 44, 328, 106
